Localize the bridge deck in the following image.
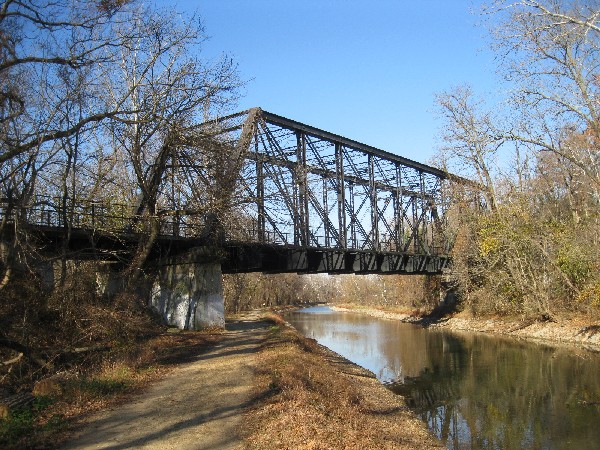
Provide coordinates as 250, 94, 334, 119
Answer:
3, 223, 448, 275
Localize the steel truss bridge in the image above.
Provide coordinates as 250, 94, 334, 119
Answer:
1, 108, 467, 275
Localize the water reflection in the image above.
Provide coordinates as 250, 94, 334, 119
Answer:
286, 307, 600, 450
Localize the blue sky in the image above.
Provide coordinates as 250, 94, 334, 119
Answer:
155, 1, 500, 165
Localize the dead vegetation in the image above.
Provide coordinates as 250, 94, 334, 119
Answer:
0, 266, 162, 390
243, 315, 443, 450
2, 303, 444, 449
0, 300, 222, 449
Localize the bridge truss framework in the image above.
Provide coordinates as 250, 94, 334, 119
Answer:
203, 108, 457, 274
1, 108, 465, 275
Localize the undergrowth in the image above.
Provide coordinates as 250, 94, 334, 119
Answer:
0, 331, 221, 449
0, 396, 64, 448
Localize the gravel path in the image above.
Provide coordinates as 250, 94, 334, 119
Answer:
61, 317, 269, 450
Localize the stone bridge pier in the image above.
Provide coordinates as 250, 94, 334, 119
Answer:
150, 247, 225, 330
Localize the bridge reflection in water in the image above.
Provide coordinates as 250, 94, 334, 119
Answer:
287, 307, 600, 450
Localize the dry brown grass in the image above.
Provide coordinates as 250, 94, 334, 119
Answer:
1, 331, 222, 449
244, 318, 442, 449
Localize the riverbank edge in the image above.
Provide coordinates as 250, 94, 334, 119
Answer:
330, 305, 600, 352
244, 312, 444, 449
2, 307, 443, 449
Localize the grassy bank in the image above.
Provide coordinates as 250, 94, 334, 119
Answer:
244, 313, 442, 449
0, 331, 222, 449
3, 310, 445, 449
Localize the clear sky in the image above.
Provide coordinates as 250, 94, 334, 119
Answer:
154, 1, 500, 165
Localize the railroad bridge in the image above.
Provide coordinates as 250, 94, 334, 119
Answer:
0, 108, 469, 329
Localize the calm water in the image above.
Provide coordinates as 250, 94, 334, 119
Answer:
285, 306, 600, 450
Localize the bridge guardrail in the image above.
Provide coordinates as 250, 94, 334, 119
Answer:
0, 196, 448, 256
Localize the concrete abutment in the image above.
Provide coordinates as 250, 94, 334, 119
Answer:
150, 247, 225, 330
2, 237, 225, 331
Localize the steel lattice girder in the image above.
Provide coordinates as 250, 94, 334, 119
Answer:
200, 108, 462, 259
0, 108, 470, 274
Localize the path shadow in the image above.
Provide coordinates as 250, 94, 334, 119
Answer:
61, 317, 272, 450
226, 319, 272, 332
63, 396, 258, 450
157, 319, 271, 365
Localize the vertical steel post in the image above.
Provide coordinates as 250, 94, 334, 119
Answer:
368, 154, 379, 251
323, 178, 329, 247
256, 155, 265, 243
335, 143, 346, 249
394, 163, 402, 252
296, 132, 309, 246
292, 164, 300, 246
292, 136, 300, 246
411, 196, 418, 253
349, 183, 356, 248
419, 171, 429, 254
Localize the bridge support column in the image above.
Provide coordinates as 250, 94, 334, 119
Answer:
150, 248, 224, 330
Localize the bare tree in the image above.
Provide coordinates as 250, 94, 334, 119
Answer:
431, 2, 600, 317
0, 0, 140, 288
0, 0, 137, 165
0, 1, 241, 290
100, 5, 240, 283
0, 0, 243, 370
489, 0, 600, 190
435, 85, 502, 210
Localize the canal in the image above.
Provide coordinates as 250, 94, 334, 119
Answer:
285, 306, 600, 449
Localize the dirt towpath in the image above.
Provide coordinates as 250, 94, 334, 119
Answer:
61, 315, 269, 450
